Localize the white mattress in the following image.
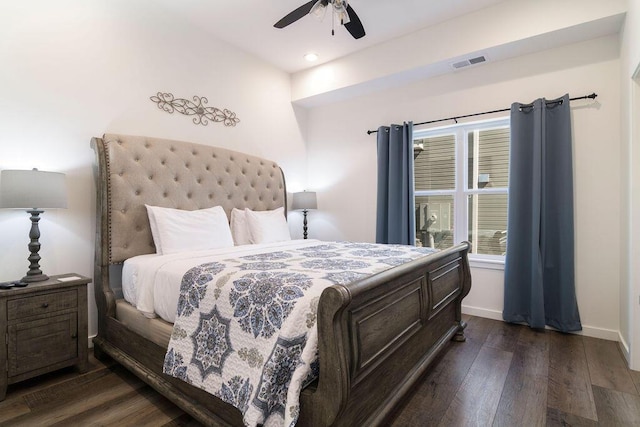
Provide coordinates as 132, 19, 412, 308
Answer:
121, 239, 321, 323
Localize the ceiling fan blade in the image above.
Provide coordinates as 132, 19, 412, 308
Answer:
343, 4, 365, 39
274, 0, 318, 28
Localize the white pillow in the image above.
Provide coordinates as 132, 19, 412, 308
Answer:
230, 208, 251, 246
245, 207, 291, 244
145, 205, 234, 254
146, 206, 162, 253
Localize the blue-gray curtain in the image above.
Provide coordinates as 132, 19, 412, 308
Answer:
376, 122, 416, 245
503, 94, 581, 332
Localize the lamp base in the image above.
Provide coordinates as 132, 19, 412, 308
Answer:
302, 209, 309, 239
22, 209, 49, 283
21, 272, 49, 283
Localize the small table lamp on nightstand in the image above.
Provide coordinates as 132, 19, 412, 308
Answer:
0, 168, 68, 282
291, 191, 317, 239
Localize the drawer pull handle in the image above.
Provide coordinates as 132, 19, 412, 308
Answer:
41, 302, 49, 308
71, 333, 78, 339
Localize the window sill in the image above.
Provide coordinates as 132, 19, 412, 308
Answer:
469, 257, 505, 271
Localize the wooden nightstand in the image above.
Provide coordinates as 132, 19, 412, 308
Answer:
0, 273, 89, 401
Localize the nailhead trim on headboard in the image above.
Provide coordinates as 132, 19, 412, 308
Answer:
99, 134, 286, 263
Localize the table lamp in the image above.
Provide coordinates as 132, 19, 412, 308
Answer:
0, 168, 68, 282
291, 191, 317, 239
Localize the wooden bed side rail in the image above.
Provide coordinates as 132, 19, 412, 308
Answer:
302, 242, 472, 426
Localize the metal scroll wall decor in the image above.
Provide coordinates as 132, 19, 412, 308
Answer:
150, 92, 240, 127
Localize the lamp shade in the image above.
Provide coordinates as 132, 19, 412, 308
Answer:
291, 191, 317, 211
0, 169, 68, 209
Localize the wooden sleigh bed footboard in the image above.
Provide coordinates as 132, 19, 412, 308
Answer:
300, 242, 471, 426
91, 133, 472, 426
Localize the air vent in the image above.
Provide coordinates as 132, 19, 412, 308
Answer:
450, 55, 487, 70
452, 60, 470, 69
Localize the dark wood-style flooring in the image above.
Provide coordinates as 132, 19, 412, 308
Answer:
2, 315, 639, 426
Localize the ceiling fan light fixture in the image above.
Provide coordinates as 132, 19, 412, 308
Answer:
333, 0, 350, 25
336, 10, 350, 25
310, 1, 327, 20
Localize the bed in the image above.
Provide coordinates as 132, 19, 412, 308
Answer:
91, 133, 472, 426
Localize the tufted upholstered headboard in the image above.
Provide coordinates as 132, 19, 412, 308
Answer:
91, 134, 286, 265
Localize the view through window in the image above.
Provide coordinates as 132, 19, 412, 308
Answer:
413, 118, 509, 258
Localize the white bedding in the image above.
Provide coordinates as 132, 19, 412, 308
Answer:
122, 240, 324, 323
122, 252, 158, 308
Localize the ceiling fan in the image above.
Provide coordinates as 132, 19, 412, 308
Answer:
274, 0, 366, 39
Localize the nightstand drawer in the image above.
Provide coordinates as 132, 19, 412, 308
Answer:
7, 313, 78, 377
7, 289, 77, 320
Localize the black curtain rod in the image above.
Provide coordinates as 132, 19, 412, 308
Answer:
366, 92, 598, 135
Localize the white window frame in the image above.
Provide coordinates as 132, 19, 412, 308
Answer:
413, 117, 510, 270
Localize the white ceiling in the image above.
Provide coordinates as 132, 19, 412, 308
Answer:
155, 0, 508, 73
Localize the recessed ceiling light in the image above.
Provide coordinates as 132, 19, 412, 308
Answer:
304, 52, 319, 62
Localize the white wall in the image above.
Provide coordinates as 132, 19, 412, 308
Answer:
619, 0, 640, 367
306, 35, 622, 339
0, 1, 308, 337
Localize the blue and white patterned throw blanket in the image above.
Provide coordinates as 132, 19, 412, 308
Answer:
163, 240, 436, 427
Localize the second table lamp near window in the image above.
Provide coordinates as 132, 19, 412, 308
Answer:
291, 191, 317, 239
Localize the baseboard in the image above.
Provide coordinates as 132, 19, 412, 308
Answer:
461, 305, 503, 321
618, 331, 631, 364
577, 325, 620, 341
462, 304, 620, 342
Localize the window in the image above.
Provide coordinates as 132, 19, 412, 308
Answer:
413, 118, 509, 262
